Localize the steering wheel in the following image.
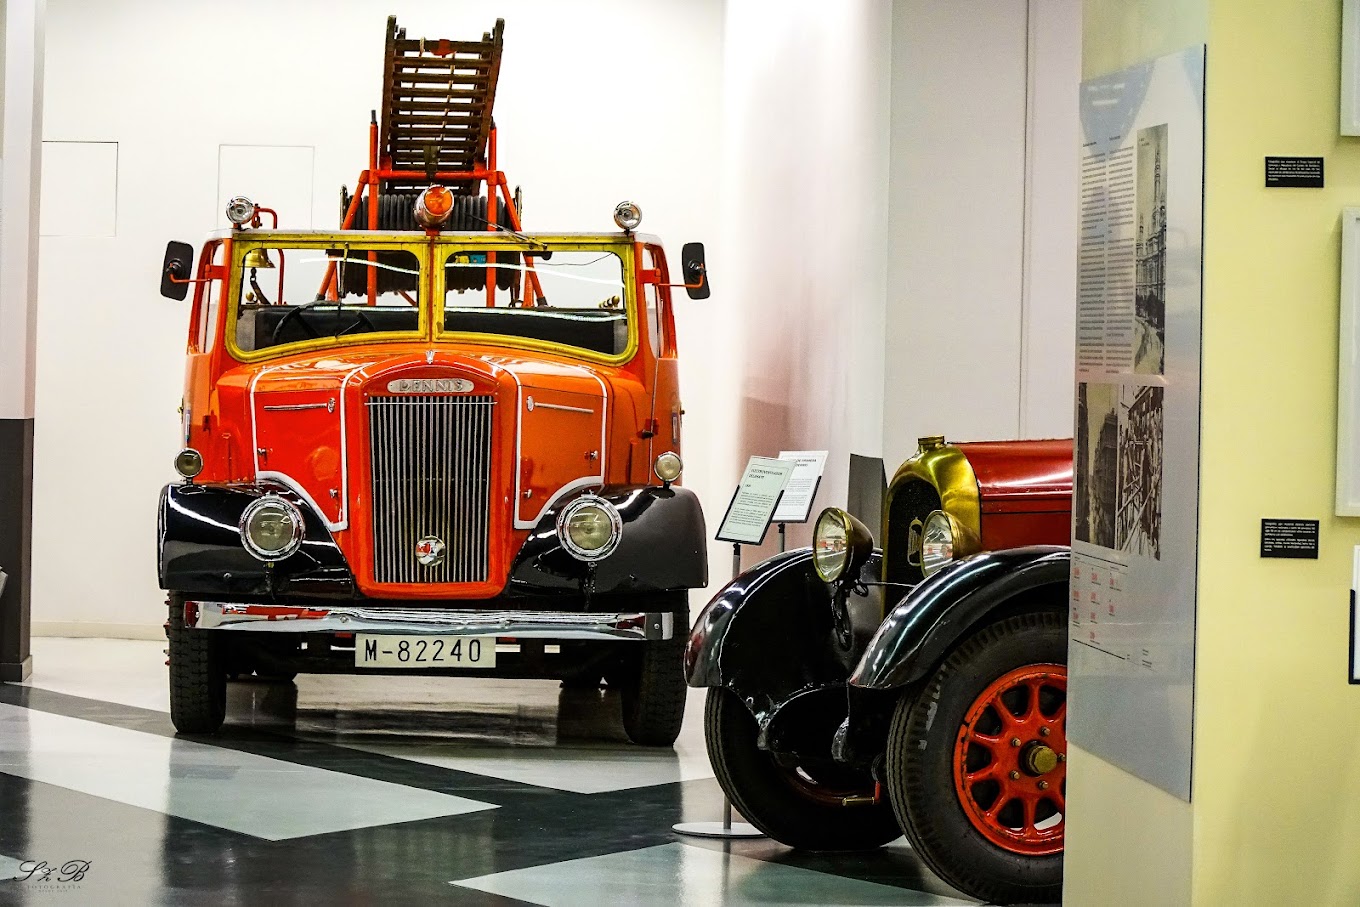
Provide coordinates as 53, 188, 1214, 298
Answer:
270, 301, 325, 345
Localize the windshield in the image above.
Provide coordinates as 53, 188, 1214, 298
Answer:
440, 247, 630, 357
227, 239, 634, 360
231, 242, 424, 355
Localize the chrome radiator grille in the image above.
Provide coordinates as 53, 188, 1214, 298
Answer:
368, 394, 495, 584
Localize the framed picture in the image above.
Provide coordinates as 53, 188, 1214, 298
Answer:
1344, 0, 1360, 134
1338, 209, 1360, 514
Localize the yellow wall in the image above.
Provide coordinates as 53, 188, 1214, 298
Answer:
1072, 0, 1360, 904
1195, 0, 1360, 901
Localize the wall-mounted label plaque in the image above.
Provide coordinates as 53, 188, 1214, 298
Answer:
1264, 156, 1324, 188
1260, 518, 1320, 558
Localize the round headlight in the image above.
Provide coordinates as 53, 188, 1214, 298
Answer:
654, 452, 683, 484
174, 448, 204, 479
239, 495, 304, 561
225, 196, 257, 227
813, 507, 874, 584
613, 200, 642, 232
557, 495, 622, 561
920, 510, 958, 577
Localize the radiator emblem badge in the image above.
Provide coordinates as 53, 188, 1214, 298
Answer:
415, 536, 447, 567
386, 378, 474, 394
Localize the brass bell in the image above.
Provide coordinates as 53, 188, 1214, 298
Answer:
242, 248, 276, 270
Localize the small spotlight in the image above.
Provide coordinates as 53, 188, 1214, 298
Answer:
613, 201, 642, 232
225, 196, 257, 227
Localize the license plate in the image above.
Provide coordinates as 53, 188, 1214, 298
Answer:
355, 634, 496, 669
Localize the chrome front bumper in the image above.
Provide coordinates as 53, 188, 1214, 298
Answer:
188, 601, 677, 641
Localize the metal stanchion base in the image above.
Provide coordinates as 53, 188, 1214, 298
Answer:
673, 796, 765, 839
672, 820, 764, 839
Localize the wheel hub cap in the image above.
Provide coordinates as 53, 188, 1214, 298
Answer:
1023, 743, 1059, 776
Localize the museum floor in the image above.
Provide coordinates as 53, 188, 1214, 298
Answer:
0, 638, 1028, 906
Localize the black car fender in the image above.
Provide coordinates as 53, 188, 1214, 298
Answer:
508, 484, 707, 596
158, 483, 354, 598
684, 548, 889, 746
849, 545, 1070, 691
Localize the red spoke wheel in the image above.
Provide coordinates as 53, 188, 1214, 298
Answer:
955, 664, 1066, 855
885, 611, 1067, 905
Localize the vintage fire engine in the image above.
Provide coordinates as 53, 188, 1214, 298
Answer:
157, 18, 709, 745
687, 437, 1072, 904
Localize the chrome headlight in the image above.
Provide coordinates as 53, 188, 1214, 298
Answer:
613, 200, 642, 232
813, 507, 873, 584
224, 196, 257, 227
239, 495, 304, 561
920, 510, 959, 577
174, 448, 204, 479
654, 452, 683, 484
557, 495, 622, 561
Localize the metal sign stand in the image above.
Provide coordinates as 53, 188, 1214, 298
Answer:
673, 541, 764, 840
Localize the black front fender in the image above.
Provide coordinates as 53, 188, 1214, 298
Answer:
684, 548, 890, 739
508, 485, 708, 595
158, 483, 354, 598
849, 545, 1070, 690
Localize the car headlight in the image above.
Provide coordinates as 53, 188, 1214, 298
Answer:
654, 452, 683, 484
813, 507, 874, 583
174, 448, 204, 479
920, 510, 960, 576
557, 495, 622, 561
239, 495, 304, 561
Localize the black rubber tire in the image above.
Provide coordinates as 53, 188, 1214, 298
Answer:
704, 687, 901, 851
885, 611, 1066, 904
620, 636, 688, 746
168, 615, 227, 735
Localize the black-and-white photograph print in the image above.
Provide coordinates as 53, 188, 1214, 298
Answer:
1133, 123, 1167, 375
1075, 382, 1118, 549
1116, 384, 1163, 559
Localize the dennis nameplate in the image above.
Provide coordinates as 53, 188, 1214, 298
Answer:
386, 378, 475, 394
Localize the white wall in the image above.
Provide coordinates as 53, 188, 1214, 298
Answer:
33, 0, 727, 635
882, 0, 1080, 469
717, 0, 892, 558
31, 0, 1080, 633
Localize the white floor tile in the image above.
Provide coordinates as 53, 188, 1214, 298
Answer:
453, 842, 974, 906
0, 703, 497, 840
343, 692, 713, 793
23, 638, 170, 713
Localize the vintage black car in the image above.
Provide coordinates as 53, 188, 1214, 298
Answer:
686, 436, 1073, 904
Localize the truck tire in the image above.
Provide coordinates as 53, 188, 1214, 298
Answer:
620, 635, 687, 746
885, 610, 1066, 904
705, 687, 901, 850
168, 614, 228, 735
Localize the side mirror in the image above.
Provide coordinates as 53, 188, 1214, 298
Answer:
161, 241, 195, 301
680, 242, 710, 300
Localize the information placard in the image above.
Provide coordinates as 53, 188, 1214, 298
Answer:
716, 457, 794, 545
772, 450, 828, 524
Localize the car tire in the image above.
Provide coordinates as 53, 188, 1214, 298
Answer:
705, 687, 901, 850
885, 610, 1067, 905
168, 613, 228, 735
620, 635, 687, 746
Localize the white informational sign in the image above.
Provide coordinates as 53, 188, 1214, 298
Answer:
772, 450, 829, 524
716, 457, 795, 545
1068, 46, 1204, 802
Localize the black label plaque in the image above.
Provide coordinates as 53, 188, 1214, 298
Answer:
1260, 518, 1319, 559
1264, 156, 1324, 188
